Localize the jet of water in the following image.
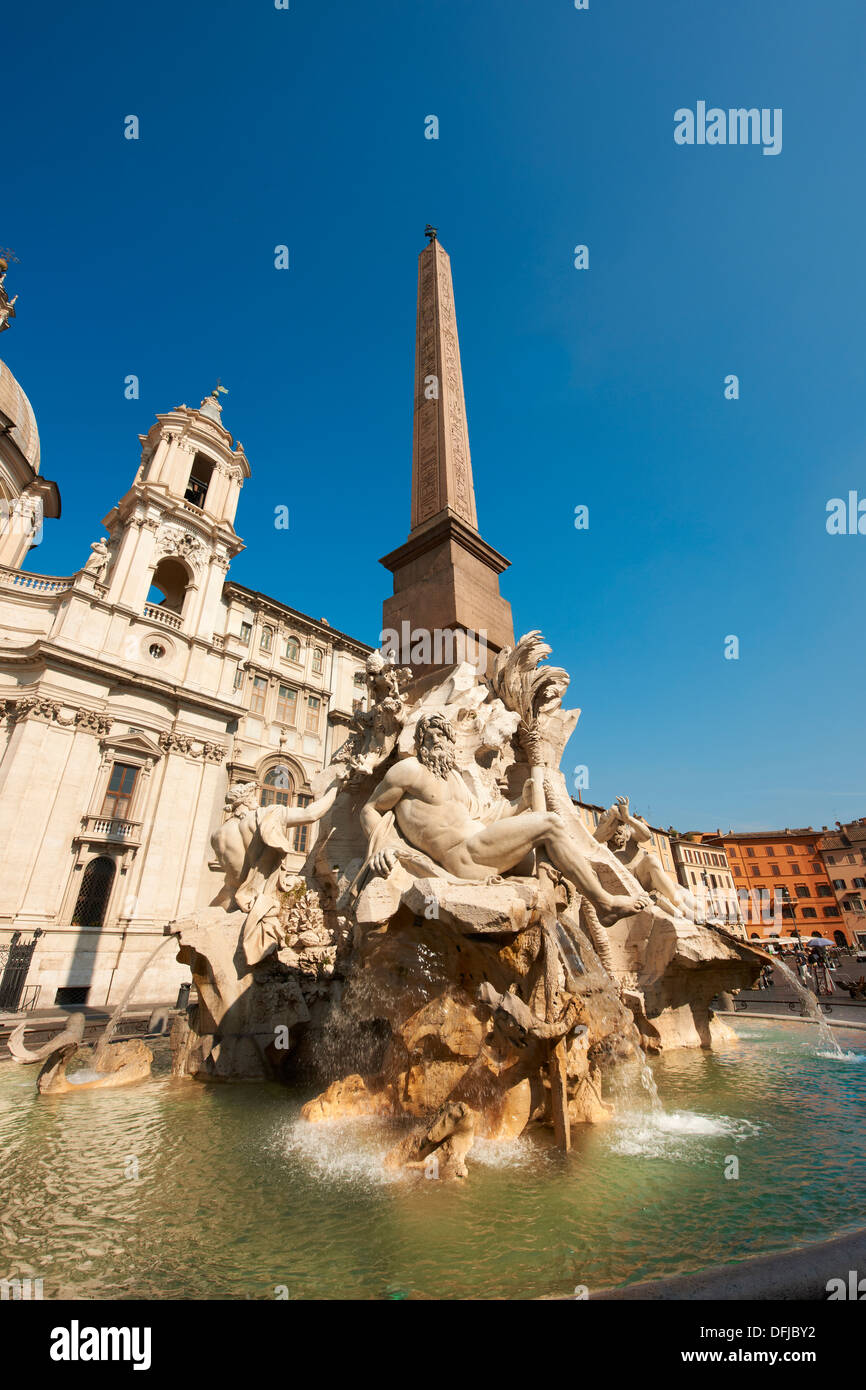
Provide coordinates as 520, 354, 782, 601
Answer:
92, 933, 177, 1068
772, 956, 845, 1059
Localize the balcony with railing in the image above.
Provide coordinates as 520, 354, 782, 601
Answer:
77, 814, 143, 847
142, 603, 183, 631
0, 565, 74, 595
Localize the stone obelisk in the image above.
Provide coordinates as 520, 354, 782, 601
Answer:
380, 229, 514, 672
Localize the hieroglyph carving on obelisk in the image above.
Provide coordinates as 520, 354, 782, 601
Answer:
411, 238, 478, 532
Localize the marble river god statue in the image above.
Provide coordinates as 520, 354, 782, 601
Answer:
169, 633, 762, 1177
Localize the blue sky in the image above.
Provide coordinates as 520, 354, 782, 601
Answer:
3, 0, 865, 832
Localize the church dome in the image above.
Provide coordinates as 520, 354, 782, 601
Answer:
0, 358, 40, 473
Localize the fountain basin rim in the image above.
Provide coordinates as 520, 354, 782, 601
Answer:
577, 1225, 866, 1301
717, 1009, 866, 1032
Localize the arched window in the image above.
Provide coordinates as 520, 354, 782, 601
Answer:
286, 636, 300, 663
72, 856, 116, 928
147, 557, 190, 615
261, 765, 293, 807
311, 647, 324, 674
261, 625, 274, 652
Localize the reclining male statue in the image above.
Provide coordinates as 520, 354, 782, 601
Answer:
360, 712, 649, 923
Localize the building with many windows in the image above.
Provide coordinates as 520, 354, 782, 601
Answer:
0, 331, 370, 1006
701, 828, 849, 945
818, 819, 866, 951
669, 834, 743, 930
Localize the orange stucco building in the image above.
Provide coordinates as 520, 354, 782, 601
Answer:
701, 828, 850, 945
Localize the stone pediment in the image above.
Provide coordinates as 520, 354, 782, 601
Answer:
99, 729, 164, 761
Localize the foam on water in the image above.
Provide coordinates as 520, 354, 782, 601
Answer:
817, 1048, 866, 1064
654, 1110, 758, 1136
607, 1108, 759, 1159
469, 1135, 540, 1170
277, 1115, 399, 1187
277, 1113, 542, 1186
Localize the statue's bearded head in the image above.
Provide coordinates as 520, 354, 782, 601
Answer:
415, 713, 456, 778
611, 823, 631, 851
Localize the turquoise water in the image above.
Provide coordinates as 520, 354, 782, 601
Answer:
1, 1018, 865, 1300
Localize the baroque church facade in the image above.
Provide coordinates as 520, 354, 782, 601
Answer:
0, 266, 370, 1007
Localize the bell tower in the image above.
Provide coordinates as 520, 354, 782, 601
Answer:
98, 387, 249, 643
0, 253, 61, 569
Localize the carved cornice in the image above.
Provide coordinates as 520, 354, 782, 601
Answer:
1, 699, 113, 735
74, 708, 114, 735
222, 582, 373, 658
157, 731, 226, 762
213, 456, 244, 483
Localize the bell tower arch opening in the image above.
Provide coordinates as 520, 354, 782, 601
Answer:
147, 556, 192, 615
184, 452, 215, 510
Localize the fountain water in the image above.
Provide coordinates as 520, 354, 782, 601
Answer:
771, 956, 845, 1058
639, 1057, 663, 1110
707, 924, 845, 1058
92, 932, 177, 1068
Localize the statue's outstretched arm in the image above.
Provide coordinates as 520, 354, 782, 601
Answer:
258, 780, 341, 851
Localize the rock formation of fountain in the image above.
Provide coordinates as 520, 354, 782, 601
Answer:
167, 632, 761, 1176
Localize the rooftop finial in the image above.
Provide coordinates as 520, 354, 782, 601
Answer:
424, 224, 438, 244
199, 378, 229, 423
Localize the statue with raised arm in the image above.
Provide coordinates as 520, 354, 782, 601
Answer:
594, 795, 685, 916
333, 649, 413, 779
359, 713, 648, 923
218, 777, 343, 914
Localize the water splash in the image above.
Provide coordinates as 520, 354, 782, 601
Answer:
608, 1108, 759, 1159
277, 1115, 399, 1187
639, 1062, 663, 1111
470, 1136, 541, 1170
772, 957, 844, 1059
